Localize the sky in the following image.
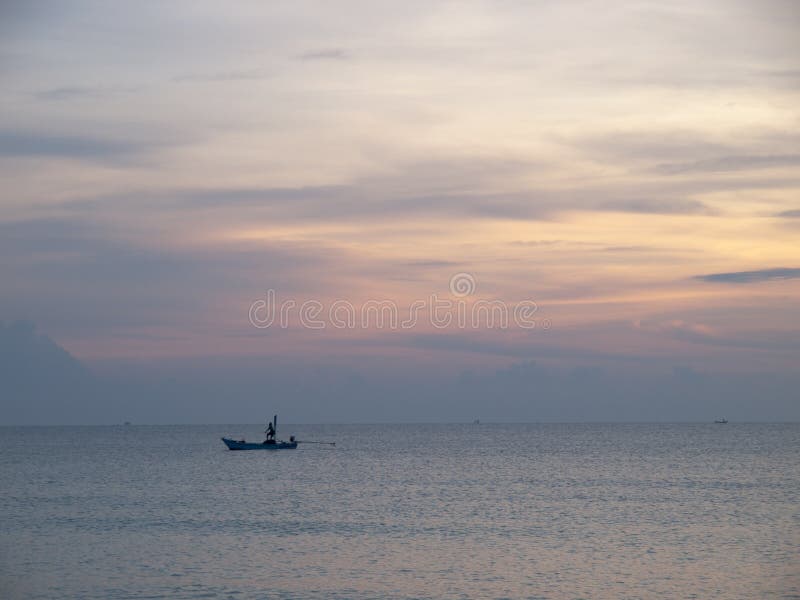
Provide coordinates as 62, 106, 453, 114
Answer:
1, 0, 799, 424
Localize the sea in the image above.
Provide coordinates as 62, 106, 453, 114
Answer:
1, 423, 798, 599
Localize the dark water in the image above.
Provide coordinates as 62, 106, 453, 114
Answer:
1, 423, 798, 599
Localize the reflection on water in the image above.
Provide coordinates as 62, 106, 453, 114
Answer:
1, 423, 798, 599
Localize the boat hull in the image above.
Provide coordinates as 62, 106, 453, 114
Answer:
222, 437, 298, 450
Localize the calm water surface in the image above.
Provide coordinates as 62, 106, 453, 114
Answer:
1, 423, 798, 599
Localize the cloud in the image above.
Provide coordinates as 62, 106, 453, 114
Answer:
0, 129, 151, 163
5, 342, 800, 423
296, 48, 349, 61
0, 320, 97, 424
574, 130, 730, 164
171, 68, 269, 82
636, 317, 800, 352
61, 155, 730, 228
0, 320, 84, 374
654, 154, 800, 175
597, 198, 713, 215
694, 267, 800, 283
509, 239, 571, 247
776, 209, 800, 218
35, 86, 101, 101
635, 318, 717, 343
0, 217, 349, 334
761, 68, 800, 89
65, 183, 559, 224
34, 86, 136, 101
404, 332, 656, 364
601, 245, 655, 252
403, 260, 464, 268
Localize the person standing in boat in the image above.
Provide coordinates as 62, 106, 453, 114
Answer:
265, 420, 276, 443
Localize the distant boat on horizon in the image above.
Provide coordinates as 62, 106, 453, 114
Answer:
714, 418, 728, 424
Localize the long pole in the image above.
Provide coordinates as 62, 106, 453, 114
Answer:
297, 440, 336, 446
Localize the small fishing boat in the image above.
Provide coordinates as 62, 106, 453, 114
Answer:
222, 415, 298, 450
221, 438, 297, 450
714, 418, 728, 424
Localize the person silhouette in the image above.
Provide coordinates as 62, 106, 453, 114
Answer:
265, 421, 276, 443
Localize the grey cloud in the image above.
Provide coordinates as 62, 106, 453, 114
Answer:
66, 180, 716, 229
0, 217, 346, 335
575, 131, 730, 164
637, 175, 800, 198
3, 317, 799, 424
5, 345, 800, 423
172, 68, 269, 83
573, 131, 800, 186
683, 330, 800, 352
654, 154, 800, 175
694, 267, 800, 283
168, 185, 347, 208
66, 184, 559, 223
509, 240, 665, 253
50, 147, 793, 231
34, 86, 137, 101
776, 209, 800, 218
0, 129, 151, 163
35, 86, 101, 101
509, 240, 571, 247
760, 68, 800, 88
637, 318, 800, 352
405, 333, 655, 364
597, 198, 713, 215
0, 320, 84, 376
0, 320, 97, 425
403, 260, 464, 268
601, 245, 656, 252
297, 48, 349, 61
